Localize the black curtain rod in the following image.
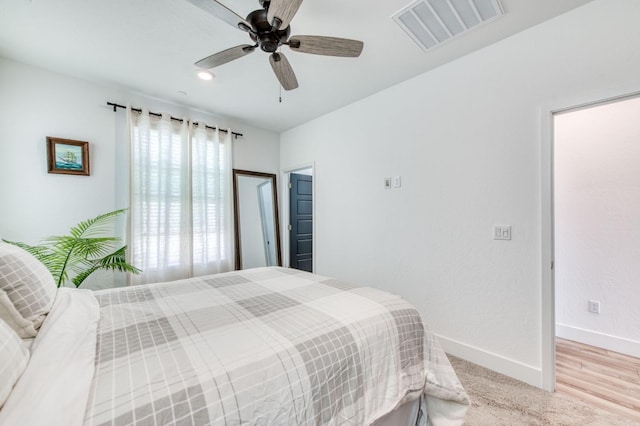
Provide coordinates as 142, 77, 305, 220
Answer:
107, 102, 243, 139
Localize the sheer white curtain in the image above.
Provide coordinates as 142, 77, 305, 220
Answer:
190, 122, 234, 276
128, 107, 234, 285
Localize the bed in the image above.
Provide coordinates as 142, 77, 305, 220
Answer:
0, 242, 469, 425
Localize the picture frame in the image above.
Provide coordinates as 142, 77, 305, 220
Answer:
46, 137, 90, 176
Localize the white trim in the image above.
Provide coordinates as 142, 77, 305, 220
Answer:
436, 334, 542, 388
556, 324, 640, 359
540, 83, 640, 393
280, 162, 316, 272
539, 107, 556, 392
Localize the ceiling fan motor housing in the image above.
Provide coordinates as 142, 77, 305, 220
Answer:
247, 8, 290, 52
189, 0, 364, 91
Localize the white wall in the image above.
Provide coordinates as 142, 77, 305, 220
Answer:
280, 0, 640, 387
0, 57, 280, 287
555, 96, 640, 357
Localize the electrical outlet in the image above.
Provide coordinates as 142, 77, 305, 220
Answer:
588, 300, 601, 314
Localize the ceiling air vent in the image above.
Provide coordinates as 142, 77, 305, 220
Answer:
392, 0, 504, 51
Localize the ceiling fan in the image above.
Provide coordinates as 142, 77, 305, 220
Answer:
187, 0, 364, 90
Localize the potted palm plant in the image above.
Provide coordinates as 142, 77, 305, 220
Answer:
4, 209, 140, 288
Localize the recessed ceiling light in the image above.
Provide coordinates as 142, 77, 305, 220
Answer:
196, 69, 215, 81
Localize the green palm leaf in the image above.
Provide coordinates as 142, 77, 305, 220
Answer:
3, 209, 140, 288
67, 209, 127, 239
72, 246, 141, 288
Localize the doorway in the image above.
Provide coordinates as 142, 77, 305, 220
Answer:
282, 165, 315, 272
550, 95, 640, 413
553, 95, 640, 356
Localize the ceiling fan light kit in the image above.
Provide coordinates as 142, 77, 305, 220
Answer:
187, 0, 364, 91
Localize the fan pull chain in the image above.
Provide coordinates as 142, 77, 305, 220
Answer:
276, 46, 283, 103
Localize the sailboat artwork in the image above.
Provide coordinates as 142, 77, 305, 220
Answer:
56, 145, 83, 170
46, 137, 90, 176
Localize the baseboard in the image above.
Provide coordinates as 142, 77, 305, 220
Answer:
435, 334, 543, 389
556, 323, 640, 358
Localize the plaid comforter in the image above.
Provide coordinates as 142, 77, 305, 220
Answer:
83, 267, 468, 425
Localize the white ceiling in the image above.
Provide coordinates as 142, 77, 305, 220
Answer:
0, 0, 592, 132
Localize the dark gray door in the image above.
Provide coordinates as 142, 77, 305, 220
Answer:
289, 173, 313, 272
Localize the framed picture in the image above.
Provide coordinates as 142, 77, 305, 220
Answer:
46, 137, 90, 176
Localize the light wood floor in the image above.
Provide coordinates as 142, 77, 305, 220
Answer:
556, 338, 640, 422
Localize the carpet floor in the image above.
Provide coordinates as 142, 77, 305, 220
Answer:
449, 355, 637, 425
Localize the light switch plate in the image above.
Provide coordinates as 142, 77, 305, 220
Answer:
384, 177, 392, 189
494, 225, 511, 240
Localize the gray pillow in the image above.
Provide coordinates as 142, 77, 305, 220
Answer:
0, 319, 30, 408
0, 241, 57, 338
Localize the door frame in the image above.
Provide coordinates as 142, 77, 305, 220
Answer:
281, 162, 316, 271
540, 86, 640, 392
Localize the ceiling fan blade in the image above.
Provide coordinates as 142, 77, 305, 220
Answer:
269, 52, 298, 91
267, 0, 303, 30
289, 36, 364, 57
186, 0, 251, 32
195, 45, 256, 68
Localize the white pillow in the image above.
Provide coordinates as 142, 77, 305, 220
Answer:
0, 319, 30, 408
0, 241, 57, 338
